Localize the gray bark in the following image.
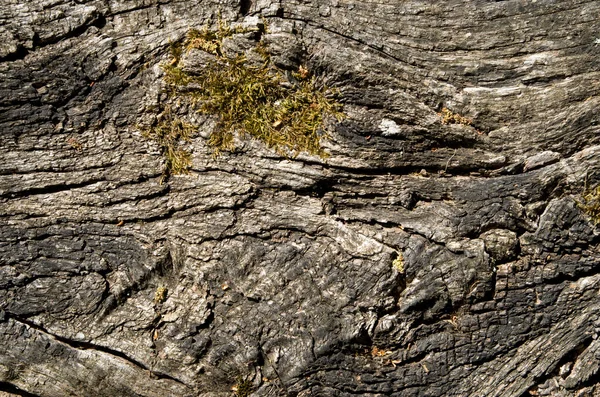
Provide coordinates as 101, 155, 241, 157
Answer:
1, 0, 600, 396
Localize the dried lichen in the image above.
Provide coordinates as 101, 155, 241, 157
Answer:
371, 346, 392, 357
161, 21, 343, 157
66, 137, 83, 152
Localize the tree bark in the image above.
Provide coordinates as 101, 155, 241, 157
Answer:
1, 1, 600, 396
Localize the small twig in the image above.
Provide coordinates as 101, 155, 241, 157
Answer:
445, 149, 457, 172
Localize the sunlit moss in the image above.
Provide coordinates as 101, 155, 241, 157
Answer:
153, 286, 168, 304
232, 376, 253, 397
439, 107, 472, 126
140, 107, 195, 180
141, 20, 343, 179
392, 251, 404, 274
579, 185, 600, 224
161, 21, 343, 157
183, 19, 250, 55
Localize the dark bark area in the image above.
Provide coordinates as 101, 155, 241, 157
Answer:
1, 1, 600, 396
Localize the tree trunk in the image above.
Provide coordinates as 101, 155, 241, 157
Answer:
1, 1, 600, 396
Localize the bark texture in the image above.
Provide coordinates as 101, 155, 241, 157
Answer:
1, 1, 600, 396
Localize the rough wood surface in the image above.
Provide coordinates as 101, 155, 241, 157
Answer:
1, 1, 600, 396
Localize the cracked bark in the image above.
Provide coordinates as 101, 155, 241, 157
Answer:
1, 0, 600, 396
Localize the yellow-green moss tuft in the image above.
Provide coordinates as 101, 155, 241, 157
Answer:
183, 18, 256, 56
141, 20, 343, 177
140, 108, 195, 180
232, 376, 253, 397
161, 22, 343, 157
153, 286, 168, 304
579, 185, 600, 224
392, 252, 404, 274
439, 107, 472, 126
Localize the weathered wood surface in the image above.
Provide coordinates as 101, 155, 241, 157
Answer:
1, 1, 600, 396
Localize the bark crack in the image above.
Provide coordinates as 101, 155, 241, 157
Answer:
4, 312, 190, 388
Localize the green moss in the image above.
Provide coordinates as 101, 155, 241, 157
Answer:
579, 185, 600, 224
141, 20, 343, 179
183, 19, 250, 56
185, 28, 221, 55
169, 41, 183, 62
161, 21, 343, 157
140, 107, 195, 180
232, 376, 253, 397
162, 63, 191, 86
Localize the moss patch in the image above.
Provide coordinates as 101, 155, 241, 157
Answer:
392, 252, 404, 274
161, 21, 343, 157
183, 19, 249, 56
439, 107, 472, 126
153, 286, 168, 304
140, 107, 195, 180
579, 185, 600, 224
232, 376, 253, 397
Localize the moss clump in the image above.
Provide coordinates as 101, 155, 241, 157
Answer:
439, 107, 472, 126
392, 252, 404, 274
153, 286, 168, 304
232, 376, 253, 397
579, 185, 600, 224
184, 19, 250, 55
140, 108, 195, 180
162, 22, 343, 157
